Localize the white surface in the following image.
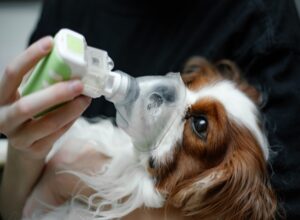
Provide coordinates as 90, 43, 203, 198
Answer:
0, 2, 42, 74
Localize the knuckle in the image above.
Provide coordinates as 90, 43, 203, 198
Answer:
23, 47, 40, 63
14, 101, 31, 117
4, 64, 17, 79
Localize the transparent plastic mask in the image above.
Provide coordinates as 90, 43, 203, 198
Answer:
113, 72, 186, 152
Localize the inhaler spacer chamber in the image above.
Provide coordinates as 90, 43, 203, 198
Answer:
22, 29, 187, 152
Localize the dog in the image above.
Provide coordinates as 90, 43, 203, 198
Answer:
26, 57, 277, 220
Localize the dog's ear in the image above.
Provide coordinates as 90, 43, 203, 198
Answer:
181, 56, 221, 90
215, 59, 242, 82
167, 124, 277, 220
182, 56, 214, 75
216, 59, 263, 106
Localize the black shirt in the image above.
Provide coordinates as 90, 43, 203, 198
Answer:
30, 0, 300, 218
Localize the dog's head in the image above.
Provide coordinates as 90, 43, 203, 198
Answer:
147, 57, 277, 219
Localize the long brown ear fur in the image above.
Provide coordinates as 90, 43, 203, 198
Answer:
167, 123, 277, 220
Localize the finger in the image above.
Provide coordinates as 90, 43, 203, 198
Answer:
26, 119, 77, 160
4, 80, 85, 130
8, 96, 91, 149
0, 36, 53, 103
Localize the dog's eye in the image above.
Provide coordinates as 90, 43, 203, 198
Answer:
192, 116, 208, 139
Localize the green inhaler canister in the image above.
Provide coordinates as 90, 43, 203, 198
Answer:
22, 29, 114, 99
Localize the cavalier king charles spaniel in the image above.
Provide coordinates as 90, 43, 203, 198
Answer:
27, 57, 277, 220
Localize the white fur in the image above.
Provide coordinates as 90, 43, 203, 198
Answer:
151, 106, 186, 164
149, 80, 269, 166
27, 118, 164, 220
25, 80, 269, 220
186, 80, 269, 159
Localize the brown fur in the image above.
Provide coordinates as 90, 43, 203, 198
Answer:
149, 57, 277, 219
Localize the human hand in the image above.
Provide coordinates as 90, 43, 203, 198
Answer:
0, 36, 91, 160
0, 36, 91, 220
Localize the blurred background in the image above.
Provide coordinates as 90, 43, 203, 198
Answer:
0, 0, 41, 73
0, 0, 300, 74
0, 0, 41, 160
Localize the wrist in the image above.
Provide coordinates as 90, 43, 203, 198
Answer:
0, 144, 45, 219
3, 143, 45, 193
8, 143, 45, 165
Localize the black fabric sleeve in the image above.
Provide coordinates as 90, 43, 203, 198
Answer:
243, 45, 300, 219
29, 0, 94, 45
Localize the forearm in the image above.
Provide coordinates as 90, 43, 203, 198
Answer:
0, 144, 44, 219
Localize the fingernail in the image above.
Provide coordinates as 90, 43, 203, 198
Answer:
40, 36, 53, 52
68, 80, 83, 92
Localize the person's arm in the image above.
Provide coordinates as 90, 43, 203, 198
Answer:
1, 146, 46, 219
22, 138, 196, 220
0, 37, 91, 219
